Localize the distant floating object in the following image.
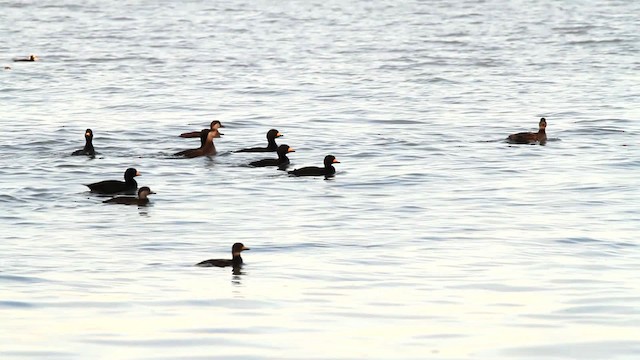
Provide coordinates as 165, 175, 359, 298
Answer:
13, 54, 38, 62
3, 66, 11, 70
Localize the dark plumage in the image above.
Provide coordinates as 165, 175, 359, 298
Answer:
249, 144, 295, 168
236, 129, 282, 152
288, 155, 340, 177
71, 129, 95, 156
507, 118, 547, 144
179, 120, 224, 144
196, 243, 250, 268
86, 168, 140, 194
174, 129, 221, 158
103, 186, 155, 205
13, 55, 38, 62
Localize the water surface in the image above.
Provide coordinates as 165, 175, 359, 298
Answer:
1, 0, 639, 359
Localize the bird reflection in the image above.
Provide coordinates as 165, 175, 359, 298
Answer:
138, 206, 150, 217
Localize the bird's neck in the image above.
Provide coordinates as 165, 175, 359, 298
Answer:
84, 140, 94, 152
202, 138, 216, 153
277, 152, 288, 161
267, 139, 277, 149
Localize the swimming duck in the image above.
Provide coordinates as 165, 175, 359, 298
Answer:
71, 129, 95, 156
174, 129, 222, 158
86, 168, 140, 194
103, 186, 155, 205
13, 55, 38, 62
288, 155, 340, 177
249, 144, 295, 168
179, 120, 224, 145
507, 118, 547, 144
196, 243, 250, 268
236, 129, 282, 152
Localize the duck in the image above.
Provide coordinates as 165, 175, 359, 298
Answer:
196, 243, 250, 268
71, 129, 95, 156
249, 144, 295, 168
103, 186, 155, 205
236, 129, 282, 152
507, 118, 547, 144
288, 155, 340, 177
179, 120, 224, 145
13, 55, 38, 62
174, 129, 222, 158
86, 168, 140, 194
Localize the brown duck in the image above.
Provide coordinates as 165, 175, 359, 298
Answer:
174, 129, 222, 158
507, 118, 547, 144
103, 186, 156, 206
179, 120, 224, 145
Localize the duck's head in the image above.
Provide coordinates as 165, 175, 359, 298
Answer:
539, 118, 547, 129
267, 129, 282, 140
125, 168, 141, 179
85, 129, 93, 139
277, 144, 295, 156
324, 155, 340, 167
232, 242, 250, 256
137, 186, 156, 199
210, 120, 223, 130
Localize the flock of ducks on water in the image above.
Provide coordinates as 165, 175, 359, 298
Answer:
71, 117, 547, 269
11, 54, 548, 270
71, 120, 340, 269
75, 120, 342, 198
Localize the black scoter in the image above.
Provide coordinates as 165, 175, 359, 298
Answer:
249, 144, 295, 168
86, 168, 140, 194
288, 155, 340, 177
71, 129, 95, 156
196, 243, 250, 268
236, 129, 282, 153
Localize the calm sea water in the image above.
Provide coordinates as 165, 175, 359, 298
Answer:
1, 0, 639, 359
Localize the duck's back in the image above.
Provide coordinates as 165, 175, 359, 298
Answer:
507, 131, 537, 143
249, 158, 280, 167
87, 180, 135, 194
196, 259, 233, 267
237, 146, 272, 153
103, 196, 146, 205
289, 166, 327, 176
